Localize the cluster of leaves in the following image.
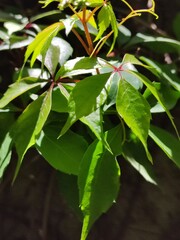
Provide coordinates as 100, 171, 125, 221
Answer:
0, 0, 180, 239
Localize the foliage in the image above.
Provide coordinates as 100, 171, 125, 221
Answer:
0, 0, 180, 239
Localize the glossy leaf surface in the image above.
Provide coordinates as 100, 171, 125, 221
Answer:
116, 79, 152, 160
36, 127, 88, 175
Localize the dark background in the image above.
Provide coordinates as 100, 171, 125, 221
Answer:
0, 1, 180, 240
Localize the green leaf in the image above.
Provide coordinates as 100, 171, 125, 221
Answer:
122, 53, 150, 68
123, 140, 157, 184
127, 33, 180, 53
60, 73, 110, 136
0, 78, 45, 109
51, 86, 69, 113
30, 10, 62, 23
11, 90, 52, 180
0, 132, 12, 178
95, 5, 111, 41
105, 124, 123, 156
117, 25, 131, 46
56, 57, 97, 79
107, 3, 118, 54
149, 125, 180, 168
140, 56, 180, 91
25, 22, 64, 67
4, 21, 25, 35
80, 108, 103, 141
36, 127, 88, 175
116, 79, 152, 161
78, 138, 120, 240
86, 0, 103, 7
0, 10, 19, 22
41, 36, 73, 75
143, 83, 180, 113
130, 71, 179, 138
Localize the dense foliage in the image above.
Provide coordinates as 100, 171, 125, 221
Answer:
0, 0, 180, 239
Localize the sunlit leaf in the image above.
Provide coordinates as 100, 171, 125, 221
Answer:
130, 71, 179, 138
11, 89, 52, 180
78, 136, 120, 240
95, 5, 111, 41
56, 56, 97, 79
140, 56, 180, 91
40, 36, 73, 75
25, 22, 64, 67
107, 3, 118, 54
149, 125, 180, 168
60, 73, 110, 136
0, 78, 45, 109
116, 79, 152, 161
127, 33, 180, 53
0, 133, 12, 178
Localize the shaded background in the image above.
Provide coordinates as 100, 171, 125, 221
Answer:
0, 0, 180, 239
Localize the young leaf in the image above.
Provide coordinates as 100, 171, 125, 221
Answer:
116, 79, 152, 161
107, 3, 118, 54
78, 139, 120, 240
25, 22, 64, 67
0, 78, 45, 109
149, 125, 180, 168
94, 5, 111, 41
36, 127, 88, 175
60, 73, 110, 136
86, 0, 103, 7
11, 89, 52, 180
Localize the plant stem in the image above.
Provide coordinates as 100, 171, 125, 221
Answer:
72, 28, 90, 55
82, 7, 94, 54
